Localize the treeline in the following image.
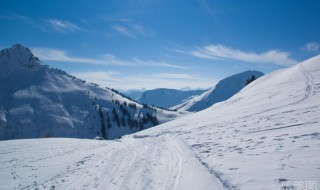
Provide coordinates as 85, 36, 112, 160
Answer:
96, 99, 159, 139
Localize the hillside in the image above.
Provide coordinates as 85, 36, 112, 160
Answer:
1, 54, 319, 189
0, 44, 181, 140
137, 55, 320, 189
120, 89, 145, 101
172, 70, 264, 112
137, 88, 206, 109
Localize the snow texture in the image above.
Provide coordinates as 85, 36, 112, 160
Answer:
172, 70, 264, 112
137, 88, 206, 109
0, 44, 182, 140
0, 48, 319, 190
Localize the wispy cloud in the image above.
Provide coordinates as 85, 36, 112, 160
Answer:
103, 17, 131, 22
45, 19, 84, 33
71, 71, 212, 90
31, 47, 187, 69
176, 44, 298, 66
71, 71, 121, 86
31, 47, 110, 65
301, 42, 320, 53
0, 12, 89, 34
154, 73, 193, 79
111, 23, 154, 38
132, 58, 189, 69
0, 12, 33, 23
112, 25, 135, 38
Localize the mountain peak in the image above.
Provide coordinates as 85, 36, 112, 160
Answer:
0, 43, 42, 69
11, 43, 27, 49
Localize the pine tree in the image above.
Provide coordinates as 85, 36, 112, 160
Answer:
121, 116, 126, 127
246, 75, 257, 85
98, 107, 107, 139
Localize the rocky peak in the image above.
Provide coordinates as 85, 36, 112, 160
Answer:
0, 43, 42, 69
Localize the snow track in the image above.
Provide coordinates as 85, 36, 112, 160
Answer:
300, 63, 316, 98
0, 137, 224, 190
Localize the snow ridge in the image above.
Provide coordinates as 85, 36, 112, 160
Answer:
134, 55, 320, 189
0, 43, 42, 69
0, 44, 182, 140
137, 88, 206, 109
172, 70, 264, 112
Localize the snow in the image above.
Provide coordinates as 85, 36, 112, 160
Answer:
0, 137, 224, 190
172, 70, 264, 112
136, 55, 320, 189
0, 44, 183, 140
137, 88, 206, 109
0, 48, 319, 189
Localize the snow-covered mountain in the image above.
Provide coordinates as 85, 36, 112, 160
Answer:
0, 52, 320, 190
172, 70, 264, 112
1, 55, 319, 190
120, 89, 145, 101
135, 55, 320, 189
0, 44, 181, 140
137, 88, 206, 109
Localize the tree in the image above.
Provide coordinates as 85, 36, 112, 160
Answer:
246, 75, 257, 85
98, 107, 107, 139
139, 121, 144, 130
121, 116, 126, 127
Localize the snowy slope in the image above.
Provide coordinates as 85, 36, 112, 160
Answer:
136, 55, 320, 189
0, 138, 224, 190
1, 52, 319, 190
137, 88, 206, 109
0, 44, 182, 140
172, 71, 264, 112
120, 89, 145, 101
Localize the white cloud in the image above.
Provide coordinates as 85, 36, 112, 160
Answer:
0, 13, 33, 23
71, 71, 213, 90
31, 48, 111, 65
103, 17, 131, 22
177, 44, 297, 66
46, 19, 83, 33
112, 25, 135, 38
154, 73, 193, 79
132, 58, 189, 69
71, 71, 121, 87
31, 47, 187, 69
302, 42, 320, 53
111, 23, 154, 38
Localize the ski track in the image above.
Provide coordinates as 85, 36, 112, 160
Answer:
299, 63, 316, 101
0, 137, 224, 190
171, 145, 182, 190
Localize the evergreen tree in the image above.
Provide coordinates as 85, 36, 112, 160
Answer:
121, 116, 126, 127
98, 107, 107, 139
246, 75, 257, 85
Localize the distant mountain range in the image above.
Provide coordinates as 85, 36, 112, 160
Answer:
122, 72, 264, 112
136, 88, 207, 109
120, 89, 145, 101
0, 44, 182, 140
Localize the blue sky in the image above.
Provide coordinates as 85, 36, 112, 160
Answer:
1, 0, 320, 90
